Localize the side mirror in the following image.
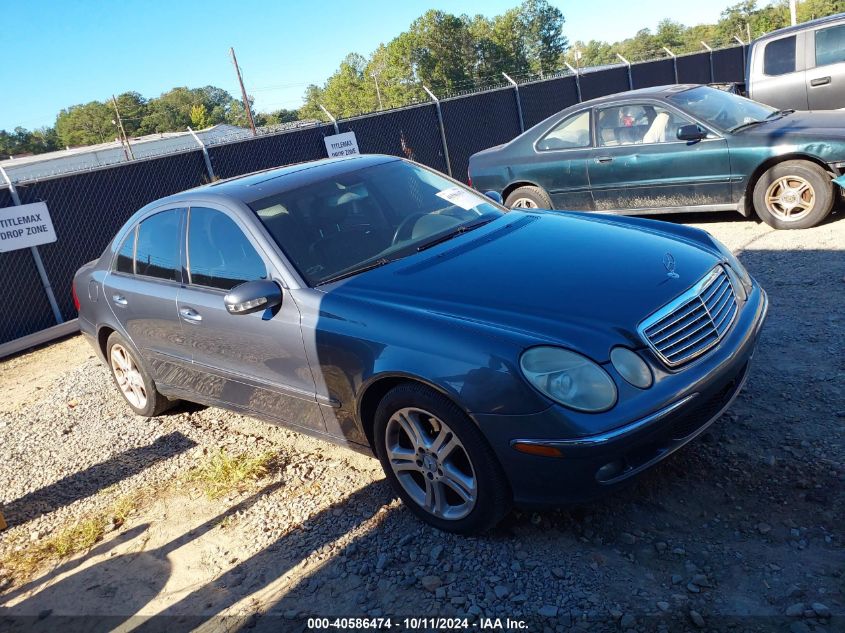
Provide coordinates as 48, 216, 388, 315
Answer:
484, 190, 503, 205
224, 280, 282, 315
677, 124, 707, 142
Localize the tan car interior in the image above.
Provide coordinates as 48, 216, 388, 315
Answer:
598, 105, 687, 147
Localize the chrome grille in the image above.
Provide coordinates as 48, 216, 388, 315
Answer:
639, 267, 738, 367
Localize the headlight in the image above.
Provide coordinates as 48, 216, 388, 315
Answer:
712, 238, 752, 295
610, 347, 653, 389
520, 347, 617, 412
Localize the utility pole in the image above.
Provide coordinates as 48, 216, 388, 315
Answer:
789, 0, 798, 26
230, 47, 257, 136
371, 72, 383, 110
111, 95, 134, 160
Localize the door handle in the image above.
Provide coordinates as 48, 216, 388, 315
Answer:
179, 307, 202, 323
810, 76, 831, 87
112, 294, 128, 306
594, 156, 613, 164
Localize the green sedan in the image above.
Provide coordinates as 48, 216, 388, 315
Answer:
468, 84, 845, 229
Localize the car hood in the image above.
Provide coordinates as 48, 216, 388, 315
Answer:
325, 212, 723, 361
741, 110, 845, 138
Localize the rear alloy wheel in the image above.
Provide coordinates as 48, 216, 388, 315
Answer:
374, 384, 511, 533
505, 185, 552, 210
106, 332, 173, 417
752, 160, 834, 229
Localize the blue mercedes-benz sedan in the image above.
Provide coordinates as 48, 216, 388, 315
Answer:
73, 154, 768, 533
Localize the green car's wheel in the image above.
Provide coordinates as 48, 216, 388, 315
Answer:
752, 160, 834, 230
505, 186, 552, 210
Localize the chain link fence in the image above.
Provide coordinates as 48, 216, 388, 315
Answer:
0, 44, 747, 349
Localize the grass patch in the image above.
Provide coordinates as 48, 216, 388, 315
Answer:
185, 448, 278, 500
1, 493, 142, 582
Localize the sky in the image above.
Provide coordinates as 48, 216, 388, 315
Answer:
1, 0, 736, 131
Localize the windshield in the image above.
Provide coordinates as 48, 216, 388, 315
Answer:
248, 160, 504, 286
668, 86, 776, 132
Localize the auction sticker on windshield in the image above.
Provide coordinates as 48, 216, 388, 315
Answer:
436, 186, 487, 210
0, 201, 56, 252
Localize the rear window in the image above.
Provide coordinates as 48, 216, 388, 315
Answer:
815, 24, 845, 67
135, 209, 182, 281
764, 36, 796, 76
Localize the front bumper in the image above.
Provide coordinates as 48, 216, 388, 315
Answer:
476, 285, 768, 508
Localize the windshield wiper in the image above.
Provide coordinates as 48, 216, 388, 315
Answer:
416, 218, 496, 252
766, 108, 796, 119
316, 257, 392, 286
729, 119, 766, 133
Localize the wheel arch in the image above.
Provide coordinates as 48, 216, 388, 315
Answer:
356, 372, 478, 450
502, 180, 548, 203
743, 153, 835, 217
96, 324, 116, 361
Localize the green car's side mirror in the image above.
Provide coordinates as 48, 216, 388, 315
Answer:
677, 124, 707, 142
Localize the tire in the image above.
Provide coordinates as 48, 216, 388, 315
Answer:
373, 383, 511, 534
505, 185, 553, 210
752, 160, 834, 229
106, 332, 173, 417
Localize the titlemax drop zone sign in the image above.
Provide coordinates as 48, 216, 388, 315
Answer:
0, 202, 56, 252
323, 131, 360, 158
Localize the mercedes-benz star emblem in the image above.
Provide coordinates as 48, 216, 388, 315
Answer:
663, 252, 679, 279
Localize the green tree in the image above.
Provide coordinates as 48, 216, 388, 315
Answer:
566, 40, 616, 68
654, 19, 686, 51
55, 101, 115, 147
260, 108, 300, 125
518, 0, 568, 75
619, 28, 659, 61
113, 92, 147, 137
190, 103, 210, 129
798, 0, 845, 21
406, 10, 475, 92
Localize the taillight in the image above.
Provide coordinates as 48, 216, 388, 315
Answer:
467, 171, 473, 188
72, 281, 80, 311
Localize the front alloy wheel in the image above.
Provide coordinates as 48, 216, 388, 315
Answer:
385, 407, 477, 520
374, 383, 511, 533
510, 197, 539, 209
752, 160, 834, 229
763, 175, 815, 222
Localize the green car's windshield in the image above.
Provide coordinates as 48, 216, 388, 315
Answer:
248, 160, 504, 286
668, 86, 777, 132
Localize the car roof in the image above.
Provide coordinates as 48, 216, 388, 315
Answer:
154, 153, 401, 207
573, 84, 700, 108
753, 12, 845, 42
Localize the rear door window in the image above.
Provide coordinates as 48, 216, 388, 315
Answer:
187, 207, 267, 291
135, 209, 183, 281
815, 24, 845, 67
537, 110, 591, 151
764, 36, 796, 76
114, 228, 136, 274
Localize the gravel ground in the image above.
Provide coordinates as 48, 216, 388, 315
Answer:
0, 211, 843, 632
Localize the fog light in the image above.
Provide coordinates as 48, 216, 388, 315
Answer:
596, 459, 625, 482
610, 347, 653, 389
